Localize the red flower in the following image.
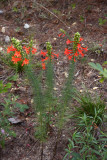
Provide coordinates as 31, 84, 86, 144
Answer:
14, 51, 22, 57
7, 45, 17, 53
42, 63, 46, 70
41, 50, 59, 70
82, 47, 88, 51
32, 48, 37, 54
77, 44, 82, 49
41, 57, 49, 62
68, 55, 73, 60
22, 58, 29, 66
23, 46, 30, 54
40, 50, 47, 57
74, 51, 78, 57
64, 36, 87, 61
66, 39, 74, 45
11, 56, 22, 64
52, 53, 59, 58
79, 37, 83, 42
64, 48, 72, 56
58, 33, 65, 37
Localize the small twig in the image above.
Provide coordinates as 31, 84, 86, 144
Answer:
33, 1, 71, 30
89, 78, 100, 87
75, 70, 80, 77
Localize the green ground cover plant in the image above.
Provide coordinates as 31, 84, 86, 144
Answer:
89, 61, 107, 82
0, 80, 29, 148
73, 90, 106, 125
64, 113, 107, 160
63, 89, 107, 160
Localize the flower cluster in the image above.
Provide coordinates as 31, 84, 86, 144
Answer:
40, 50, 59, 70
7, 45, 37, 66
64, 37, 87, 61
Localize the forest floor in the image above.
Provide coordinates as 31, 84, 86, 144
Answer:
0, 0, 107, 160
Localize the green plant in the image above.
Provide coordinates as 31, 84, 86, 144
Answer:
52, 9, 61, 15
80, 15, 85, 22
64, 114, 107, 160
89, 62, 107, 82
0, 95, 16, 148
99, 18, 106, 26
5, 38, 37, 73
12, 7, 18, 12
70, 3, 76, 9
57, 31, 87, 130
5, 31, 87, 144
25, 42, 58, 141
73, 90, 106, 125
0, 80, 11, 94
0, 80, 29, 148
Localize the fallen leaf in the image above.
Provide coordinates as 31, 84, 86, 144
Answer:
8, 117, 23, 124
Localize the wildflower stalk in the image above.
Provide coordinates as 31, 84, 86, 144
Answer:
58, 32, 80, 130
25, 64, 47, 141
45, 42, 54, 130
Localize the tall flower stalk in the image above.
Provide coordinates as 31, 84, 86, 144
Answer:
58, 32, 87, 130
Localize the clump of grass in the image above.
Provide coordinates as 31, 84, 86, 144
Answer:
73, 90, 106, 125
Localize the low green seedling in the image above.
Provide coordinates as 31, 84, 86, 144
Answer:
15, 102, 29, 113
99, 18, 106, 26
80, 15, 85, 22
0, 80, 11, 94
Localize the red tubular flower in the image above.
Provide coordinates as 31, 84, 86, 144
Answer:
77, 44, 82, 49
41, 57, 49, 62
42, 63, 46, 70
79, 37, 83, 42
14, 51, 22, 57
58, 33, 65, 37
40, 50, 47, 57
32, 48, 37, 54
74, 51, 78, 57
23, 46, 30, 54
11, 56, 22, 64
82, 47, 88, 51
7, 45, 17, 53
66, 39, 74, 45
40, 49, 59, 70
68, 55, 73, 60
22, 58, 29, 66
74, 58, 76, 62
52, 53, 59, 58
64, 48, 72, 56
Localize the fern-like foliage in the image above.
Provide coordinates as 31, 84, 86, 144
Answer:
25, 64, 47, 141
58, 60, 75, 129
44, 61, 55, 128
